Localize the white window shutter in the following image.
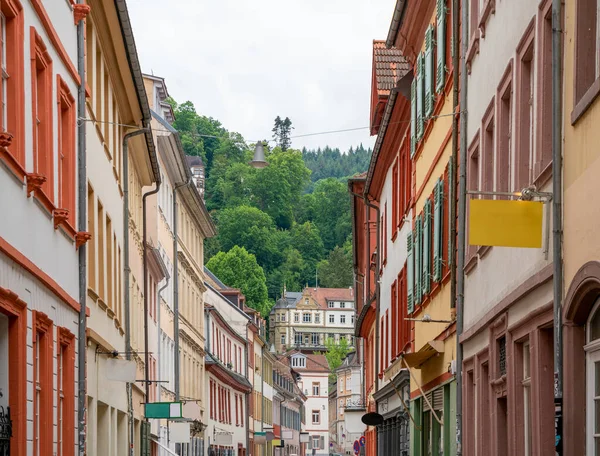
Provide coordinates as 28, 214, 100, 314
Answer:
407, 232, 414, 313
433, 178, 444, 282
436, 0, 447, 93
425, 25, 435, 118
422, 199, 431, 295
416, 53, 424, 140
411, 78, 417, 157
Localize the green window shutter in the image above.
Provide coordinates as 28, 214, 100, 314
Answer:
423, 199, 431, 294
407, 232, 414, 313
436, 0, 447, 93
141, 421, 151, 456
416, 53, 424, 140
415, 215, 422, 304
434, 179, 444, 281
411, 79, 417, 157
425, 26, 435, 118
448, 158, 454, 265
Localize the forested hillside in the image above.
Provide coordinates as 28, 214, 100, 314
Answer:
168, 99, 370, 316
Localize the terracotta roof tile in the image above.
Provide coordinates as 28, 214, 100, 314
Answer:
304, 287, 354, 310
373, 40, 410, 97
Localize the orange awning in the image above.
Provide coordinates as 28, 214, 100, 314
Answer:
403, 340, 444, 369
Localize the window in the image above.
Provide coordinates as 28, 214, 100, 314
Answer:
315, 313, 320, 324
340, 315, 346, 324
516, 23, 535, 192
537, 2, 553, 174
303, 313, 311, 323
496, 63, 513, 196
276, 314, 280, 322
351, 314, 355, 325
280, 334, 285, 345
312, 382, 320, 396
482, 99, 495, 194
281, 313, 286, 322
329, 315, 335, 324
328, 301, 334, 308
291, 356, 306, 368
305, 298, 309, 305
391, 281, 398, 359
340, 302, 346, 309
294, 333, 302, 345
33, 311, 52, 456
521, 342, 532, 456
392, 158, 399, 232
57, 328, 75, 456
470, 0, 479, 40
574, 0, 599, 109
0, 2, 25, 172
31, 28, 54, 205
467, 133, 480, 261
294, 313, 299, 323
311, 333, 319, 345
312, 410, 320, 424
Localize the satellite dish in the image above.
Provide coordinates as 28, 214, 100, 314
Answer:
361, 412, 384, 426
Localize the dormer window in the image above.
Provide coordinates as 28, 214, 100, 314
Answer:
328, 301, 334, 308
291, 355, 306, 368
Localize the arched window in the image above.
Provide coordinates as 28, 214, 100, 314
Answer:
585, 298, 600, 454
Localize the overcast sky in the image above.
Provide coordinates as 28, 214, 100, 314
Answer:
127, 0, 395, 152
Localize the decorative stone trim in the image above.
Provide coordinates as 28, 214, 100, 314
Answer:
53, 208, 69, 230
26, 172, 47, 197
0, 132, 13, 148
73, 4, 90, 24
75, 231, 92, 249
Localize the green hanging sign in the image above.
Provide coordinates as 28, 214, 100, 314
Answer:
144, 401, 183, 419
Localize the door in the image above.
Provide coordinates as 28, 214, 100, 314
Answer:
587, 348, 600, 455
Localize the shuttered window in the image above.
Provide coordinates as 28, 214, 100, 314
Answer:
425, 25, 435, 118
407, 232, 414, 313
416, 53, 424, 141
433, 178, 444, 282
415, 215, 422, 304
411, 79, 417, 157
436, 0, 447, 93
422, 199, 432, 295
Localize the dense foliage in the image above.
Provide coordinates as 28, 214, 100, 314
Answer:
324, 337, 350, 381
302, 144, 372, 183
168, 99, 370, 316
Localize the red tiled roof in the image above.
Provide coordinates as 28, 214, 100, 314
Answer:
373, 40, 410, 97
304, 287, 354, 310
287, 350, 330, 373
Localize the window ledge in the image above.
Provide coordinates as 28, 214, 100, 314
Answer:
572, 77, 600, 125
0, 136, 26, 182
477, 245, 492, 259
478, 0, 496, 38
465, 253, 478, 274
466, 33, 481, 74
533, 161, 553, 189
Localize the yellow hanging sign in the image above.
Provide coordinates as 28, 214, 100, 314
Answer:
469, 199, 543, 248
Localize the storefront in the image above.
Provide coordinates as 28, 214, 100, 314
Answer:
374, 370, 410, 456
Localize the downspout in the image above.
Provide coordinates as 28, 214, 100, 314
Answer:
157, 276, 169, 405
143, 182, 161, 403
172, 178, 191, 402
245, 324, 250, 454
76, 5, 87, 454
123, 128, 146, 456
552, 0, 563, 450
450, 0, 460, 312
455, 0, 469, 451
364, 196, 380, 456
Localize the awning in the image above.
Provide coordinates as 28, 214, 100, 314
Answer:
402, 340, 444, 369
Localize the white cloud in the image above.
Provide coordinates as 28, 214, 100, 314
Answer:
128, 0, 396, 151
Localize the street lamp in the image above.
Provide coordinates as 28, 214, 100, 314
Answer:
249, 141, 269, 168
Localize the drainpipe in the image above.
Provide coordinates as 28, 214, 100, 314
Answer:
76, 4, 87, 454
172, 178, 190, 401
455, 0, 469, 451
552, 0, 563, 450
364, 196, 380, 456
450, 0, 460, 312
143, 182, 161, 403
122, 128, 146, 456
245, 324, 250, 454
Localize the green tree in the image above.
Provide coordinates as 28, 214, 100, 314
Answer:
317, 246, 353, 288
312, 178, 352, 250
324, 337, 350, 380
272, 116, 294, 151
215, 205, 282, 269
206, 246, 270, 316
